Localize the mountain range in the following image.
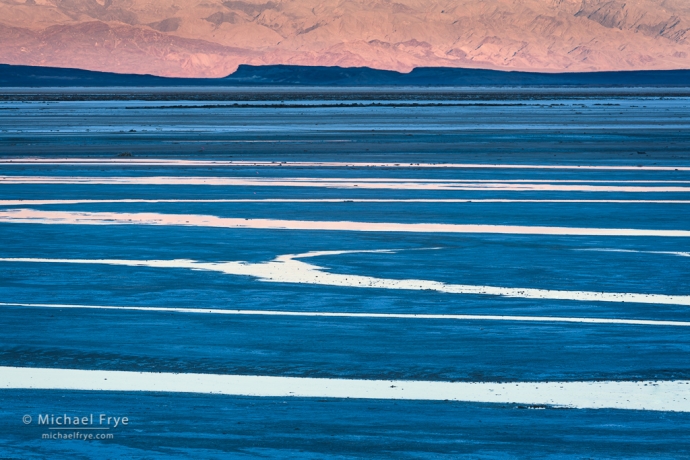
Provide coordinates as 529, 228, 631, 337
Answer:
1, 0, 689, 77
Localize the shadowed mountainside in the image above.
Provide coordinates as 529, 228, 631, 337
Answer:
2, 63, 690, 87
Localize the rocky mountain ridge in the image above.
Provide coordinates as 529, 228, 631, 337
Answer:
1, 0, 688, 77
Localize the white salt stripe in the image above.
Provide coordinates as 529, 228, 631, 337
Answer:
1, 366, 688, 411
1, 199, 690, 205
1, 159, 689, 171
4, 177, 690, 184
1, 176, 689, 192
2, 302, 689, 327
2, 249, 688, 305
578, 248, 690, 257
2, 209, 689, 238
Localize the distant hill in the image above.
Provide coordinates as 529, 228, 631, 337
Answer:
225, 65, 690, 87
2, 64, 690, 87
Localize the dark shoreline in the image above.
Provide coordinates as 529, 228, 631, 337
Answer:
2, 87, 690, 102
3, 63, 690, 88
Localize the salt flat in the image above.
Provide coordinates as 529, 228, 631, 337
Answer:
0, 93, 689, 458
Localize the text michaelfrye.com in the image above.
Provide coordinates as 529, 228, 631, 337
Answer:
23, 414, 128, 441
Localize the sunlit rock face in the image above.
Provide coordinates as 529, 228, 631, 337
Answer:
1, 0, 689, 77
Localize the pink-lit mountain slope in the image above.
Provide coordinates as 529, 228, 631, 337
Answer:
1, 0, 688, 77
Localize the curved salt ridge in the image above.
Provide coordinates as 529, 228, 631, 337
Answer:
2, 249, 689, 306
1, 199, 690, 205
1, 209, 690, 238
1, 366, 688, 411
1, 159, 689, 171
2, 302, 689, 327
1, 176, 689, 192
